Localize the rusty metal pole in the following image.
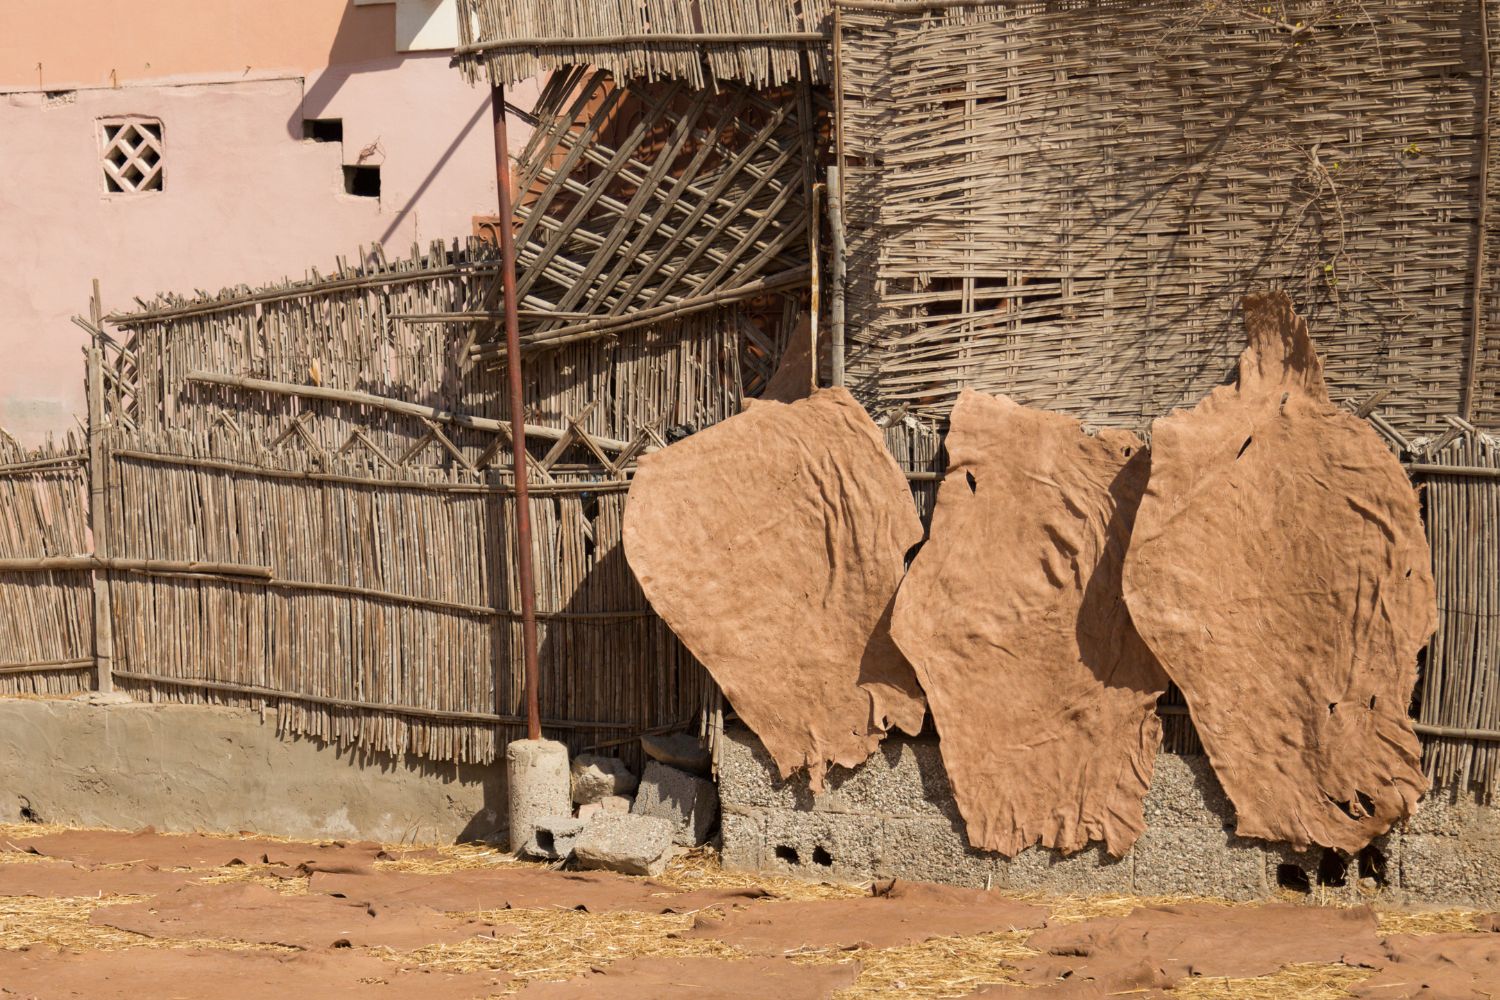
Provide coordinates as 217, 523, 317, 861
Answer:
492, 83, 542, 742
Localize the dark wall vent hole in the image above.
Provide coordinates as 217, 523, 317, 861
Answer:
344, 164, 380, 198
303, 118, 344, 142
1317, 848, 1348, 887
1276, 863, 1312, 893
1358, 845, 1388, 886
774, 845, 799, 865
812, 846, 833, 867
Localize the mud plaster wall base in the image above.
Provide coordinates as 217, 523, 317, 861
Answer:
0, 699, 505, 844
718, 725, 1500, 907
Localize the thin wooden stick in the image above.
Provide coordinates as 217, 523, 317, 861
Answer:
0, 659, 94, 676
0, 557, 273, 578
112, 670, 635, 730
185, 371, 633, 452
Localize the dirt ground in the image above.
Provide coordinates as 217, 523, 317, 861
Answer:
0, 823, 1492, 999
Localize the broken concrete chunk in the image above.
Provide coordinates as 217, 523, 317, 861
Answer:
578, 797, 631, 823
641, 732, 712, 777
632, 761, 718, 847
573, 814, 675, 877
524, 816, 588, 861
570, 754, 638, 805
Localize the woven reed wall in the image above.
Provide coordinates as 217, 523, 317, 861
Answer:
453, 0, 831, 88
89, 241, 798, 766
0, 436, 93, 697
838, 0, 1498, 438
1412, 427, 1500, 793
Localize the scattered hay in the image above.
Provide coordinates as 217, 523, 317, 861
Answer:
1170, 962, 1374, 999
809, 931, 1036, 1000
653, 849, 866, 901
1013, 891, 1219, 924
1377, 907, 1484, 935
376, 843, 528, 876
0, 894, 290, 955
400, 906, 743, 989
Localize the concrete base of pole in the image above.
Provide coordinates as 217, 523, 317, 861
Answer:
505, 738, 571, 853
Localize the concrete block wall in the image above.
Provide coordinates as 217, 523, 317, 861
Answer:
719, 725, 1500, 906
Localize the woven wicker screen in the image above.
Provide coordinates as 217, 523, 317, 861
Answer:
838, 0, 1499, 437
452, 0, 831, 88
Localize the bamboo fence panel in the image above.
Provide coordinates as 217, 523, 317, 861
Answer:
0, 435, 93, 696
1412, 426, 1500, 794
88, 239, 797, 767
839, 0, 1496, 439
452, 0, 832, 89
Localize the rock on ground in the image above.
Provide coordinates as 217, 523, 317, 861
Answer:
573, 814, 674, 877
571, 754, 639, 805
641, 732, 712, 777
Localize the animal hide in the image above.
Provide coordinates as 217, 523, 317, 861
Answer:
891, 390, 1166, 856
1122, 292, 1436, 852
624, 387, 926, 790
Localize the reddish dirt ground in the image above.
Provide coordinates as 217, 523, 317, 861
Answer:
1, 824, 1495, 998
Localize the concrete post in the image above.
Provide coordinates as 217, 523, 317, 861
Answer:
505, 738, 571, 853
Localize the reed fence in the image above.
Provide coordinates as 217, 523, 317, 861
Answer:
70, 239, 802, 767
1411, 422, 1500, 792
452, 0, 831, 89
0, 435, 93, 697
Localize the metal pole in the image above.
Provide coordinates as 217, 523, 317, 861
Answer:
492, 84, 542, 741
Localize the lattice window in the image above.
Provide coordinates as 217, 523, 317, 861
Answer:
100, 118, 164, 194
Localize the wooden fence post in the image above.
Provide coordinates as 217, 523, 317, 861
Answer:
87, 283, 115, 694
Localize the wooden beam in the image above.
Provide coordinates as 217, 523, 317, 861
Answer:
470, 266, 810, 360
185, 371, 634, 453
455, 32, 827, 56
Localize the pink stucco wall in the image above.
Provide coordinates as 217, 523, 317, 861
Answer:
0, 2, 536, 445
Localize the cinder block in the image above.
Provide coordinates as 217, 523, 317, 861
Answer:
524, 815, 587, 860
879, 816, 997, 888
1141, 754, 1235, 829
996, 842, 1133, 895
1401, 785, 1487, 837
815, 737, 958, 822
1130, 826, 1266, 900
718, 727, 813, 812
632, 761, 718, 846
1399, 833, 1500, 907
757, 806, 883, 882
720, 809, 765, 872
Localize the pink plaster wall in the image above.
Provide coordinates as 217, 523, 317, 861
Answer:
0, 0, 396, 91
0, 3, 531, 445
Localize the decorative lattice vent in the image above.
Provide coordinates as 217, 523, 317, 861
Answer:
100, 118, 164, 194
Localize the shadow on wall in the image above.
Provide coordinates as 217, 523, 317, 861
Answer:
285, 0, 495, 256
